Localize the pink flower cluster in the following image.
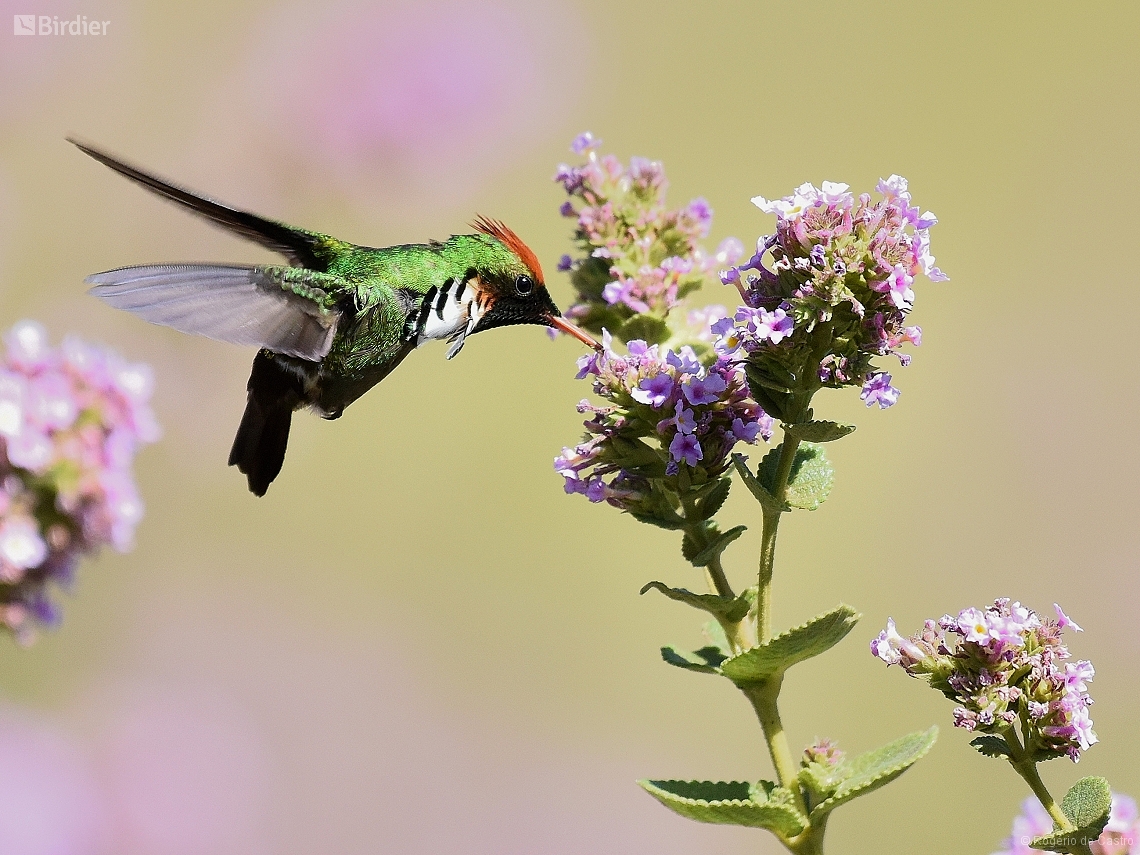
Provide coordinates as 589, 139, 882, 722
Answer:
555, 332, 771, 512
554, 132, 742, 329
715, 176, 946, 409
0, 321, 159, 643
873, 600, 1096, 762
994, 793, 1139, 855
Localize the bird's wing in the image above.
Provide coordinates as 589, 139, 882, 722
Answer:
70, 139, 341, 271
86, 264, 342, 361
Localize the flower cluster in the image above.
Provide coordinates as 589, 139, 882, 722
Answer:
0, 321, 159, 643
872, 600, 1096, 762
554, 332, 771, 523
713, 177, 946, 421
994, 793, 1139, 855
554, 132, 741, 342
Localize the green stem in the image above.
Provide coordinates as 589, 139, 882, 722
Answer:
679, 518, 751, 653
1002, 727, 1093, 854
742, 677, 807, 817
704, 550, 734, 600
739, 431, 809, 824
756, 435, 801, 643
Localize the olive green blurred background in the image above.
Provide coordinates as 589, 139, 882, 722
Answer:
1, 1, 1138, 853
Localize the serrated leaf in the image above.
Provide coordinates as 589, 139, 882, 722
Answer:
743, 370, 789, 421
744, 366, 793, 393
719, 604, 861, 685
809, 727, 938, 821
681, 532, 702, 564
638, 779, 807, 837
660, 646, 729, 673
640, 580, 753, 622
969, 736, 1012, 758
630, 512, 686, 531
732, 454, 786, 514
783, 420, 856, 443
618, 315, 671, 345
759, 442, 833, 511
799, 762, 846, 804
696, 478, 731, 520
1061, 776, 1112, 831
691, 525, 747, 566
1030, 777, 1113, 851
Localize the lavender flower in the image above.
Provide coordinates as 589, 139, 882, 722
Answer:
872, 599, 1096, 763
714, 177, 946, 422
0, 321, 159, 644
993, 793, 1140, 855
554, 332, 771, 523
554, 133, 741, 343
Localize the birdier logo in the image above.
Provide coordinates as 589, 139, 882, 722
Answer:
13, 14, 110, 35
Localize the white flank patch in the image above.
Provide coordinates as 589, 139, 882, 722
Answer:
415, 278, 485, 359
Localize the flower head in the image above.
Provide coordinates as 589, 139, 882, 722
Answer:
715, 177, 946, 420
0, 321, 159, 644
554, 335, 772, 523
554, 133, 740, 344
873, 599, 1096, 763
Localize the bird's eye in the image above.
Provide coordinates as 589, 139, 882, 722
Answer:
514, 274, 534, 297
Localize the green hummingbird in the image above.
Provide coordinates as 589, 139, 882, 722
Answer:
71, 140, 600, 496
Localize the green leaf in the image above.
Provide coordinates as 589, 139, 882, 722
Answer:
640, 580, 753, 623
695, 478, 731, 520
969, 736, 1012, 758
691, 525, 747, 566
680, 532, 702, 564
719, 604, 861, 685
618, 315, 671, 345
783, 420, 856, 443
630, 512, 686, 531
703, 619, 731, 652
1061, 776, 1113, 832
759, 442, 833, 511
1032, 776, 1114, 850
638, 779, 807, 837
743, 369, 789, 422
660, 646, 729, 674
809, 727, 938, 821
732, 454, 786, 514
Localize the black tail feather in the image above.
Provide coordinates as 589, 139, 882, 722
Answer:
229, 351, 305, 496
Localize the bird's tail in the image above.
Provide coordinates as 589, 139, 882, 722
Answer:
229, 350, 305, 496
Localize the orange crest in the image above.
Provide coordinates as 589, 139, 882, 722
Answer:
471, 215, 544, 284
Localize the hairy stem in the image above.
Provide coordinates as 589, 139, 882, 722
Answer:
743, 677, 807, 816
1002, 727, 1093, 854
704, 551, 734, 600
756, 435, 801, 643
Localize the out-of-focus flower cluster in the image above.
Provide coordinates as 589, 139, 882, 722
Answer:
872, 600, 1096, 763
0, 321, 159, 643
554, 332, 771, 524
994, 793, 1139, 855
554, 132, 742, 345
713, 177, 946, 422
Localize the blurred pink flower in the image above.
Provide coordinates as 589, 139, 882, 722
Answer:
0, 704, 109, 855
231, 0, 584, 212
0, 321, 159, 642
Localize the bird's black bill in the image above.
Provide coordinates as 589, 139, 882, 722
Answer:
546, 315, 602, 351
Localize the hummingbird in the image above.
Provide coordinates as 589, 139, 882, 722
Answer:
71, 139, 600, 496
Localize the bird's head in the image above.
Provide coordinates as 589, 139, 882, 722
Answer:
466, 216, 600, 350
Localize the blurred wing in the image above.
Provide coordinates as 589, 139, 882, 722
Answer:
70, 139, 334, 270
87, 264, 341, 360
